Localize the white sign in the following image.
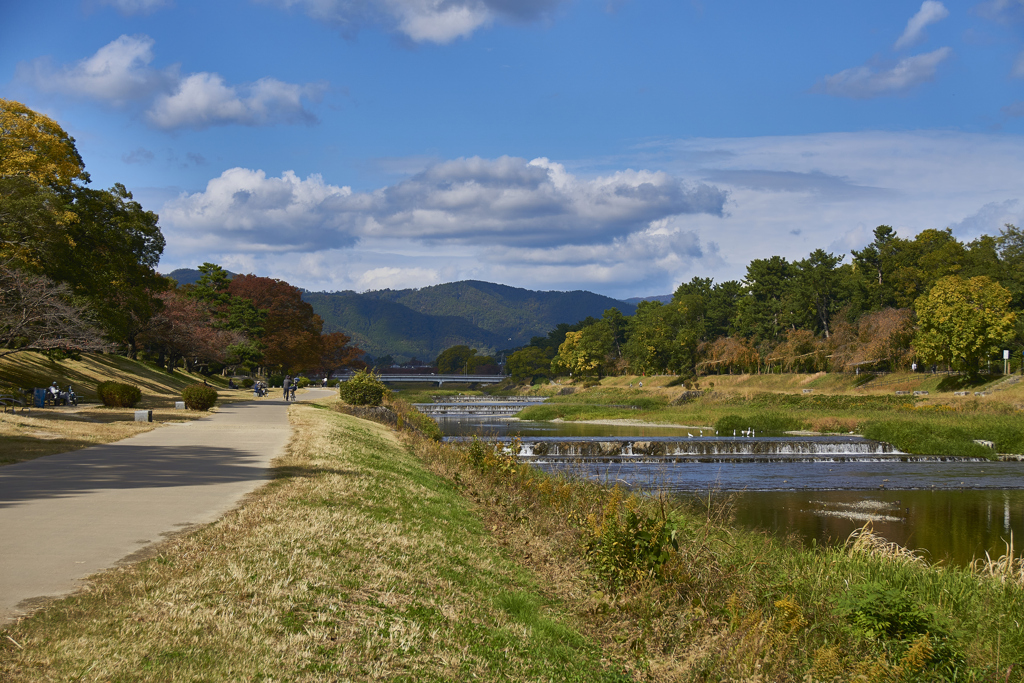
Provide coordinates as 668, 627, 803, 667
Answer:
1005, 350, 1011, 360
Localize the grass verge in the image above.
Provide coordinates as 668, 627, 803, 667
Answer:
409, 434, 1024, 681
0, 406, 210, 466
0, 400, 628, 682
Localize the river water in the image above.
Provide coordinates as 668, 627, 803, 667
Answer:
434, 415, 1024, 566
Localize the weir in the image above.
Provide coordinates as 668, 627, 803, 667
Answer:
414, 397, 546, 416
437, 435, 978, 464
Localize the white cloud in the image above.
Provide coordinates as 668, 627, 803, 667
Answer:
976, 0, 1024, 23
18, 35, 323, 130
161, 168, 359, 253
156, 133, 1024, 299
259, 0, 562, 43
948, 199, 1022, 239
396, 2, 491, 43
161, 156, 726, 257
17, 34, 170, 105
818, 47, 951, 99
146, 74, 324, 130
895, 1, 949, 50
95, 0, 172, 15
1013, 50, 1024, 78
1004, 101, 1024, 117
356, 266, 441, 290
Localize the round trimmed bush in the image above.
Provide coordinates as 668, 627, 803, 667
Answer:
241, 378, 254, 389
96, 381, 142, 408
182, 384, 219, 411
338, 370, 388, 406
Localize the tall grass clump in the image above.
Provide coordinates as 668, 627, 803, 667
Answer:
714, 411, 806, 434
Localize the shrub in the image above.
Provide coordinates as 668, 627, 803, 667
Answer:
96, 381, 142, 408
241, 378, 254, 389
297, 377, 310, 388
182, 384, 218, 411
268, 374, 283, 388
338, 370, 389, 406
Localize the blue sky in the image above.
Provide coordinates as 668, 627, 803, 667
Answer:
3, 0, 1024, 299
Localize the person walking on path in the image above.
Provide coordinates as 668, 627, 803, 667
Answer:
282, 375, 292, 401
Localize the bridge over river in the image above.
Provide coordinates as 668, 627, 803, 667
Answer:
343, 374, 506, 386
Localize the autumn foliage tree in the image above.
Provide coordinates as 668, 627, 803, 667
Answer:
914, 276, 1016, 378
228, 274, 324, 372
315, 331, 364, 379
139, 290, 242, 373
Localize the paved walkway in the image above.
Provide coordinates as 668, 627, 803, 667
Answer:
0, 391, 330, 626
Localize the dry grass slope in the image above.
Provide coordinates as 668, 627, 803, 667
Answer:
0, 401, 626, 682
0, 352, 226, 405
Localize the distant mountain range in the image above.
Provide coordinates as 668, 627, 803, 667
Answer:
622, 294, 673, 305
166, 269, 648, 360
305, 281, 637, 360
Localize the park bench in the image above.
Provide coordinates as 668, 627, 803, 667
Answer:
0, 392, 28, 414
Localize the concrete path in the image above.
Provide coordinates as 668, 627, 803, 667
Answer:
0, 390, 331, 626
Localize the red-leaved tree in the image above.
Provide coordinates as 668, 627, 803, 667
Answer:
228, 274, 323, 372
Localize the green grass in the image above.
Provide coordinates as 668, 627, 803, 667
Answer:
411, 433, 1024, 681
0, 401, 628, 682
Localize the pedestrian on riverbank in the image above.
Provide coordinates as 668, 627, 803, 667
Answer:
282, 375, 292, 401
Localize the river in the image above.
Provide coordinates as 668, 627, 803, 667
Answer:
432, 414, 1024, 567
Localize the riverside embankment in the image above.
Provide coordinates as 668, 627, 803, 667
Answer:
6, 388, 1024, 680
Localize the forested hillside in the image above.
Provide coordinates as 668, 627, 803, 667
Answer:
304, 281, 635, 360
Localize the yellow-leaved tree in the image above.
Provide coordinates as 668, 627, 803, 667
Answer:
0, 98, 88, 188
913, 275, 1016, 378
0, 99, 91, 268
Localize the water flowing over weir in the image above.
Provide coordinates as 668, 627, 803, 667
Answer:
442, 435, 933, 463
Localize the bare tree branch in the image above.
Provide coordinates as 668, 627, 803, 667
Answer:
0, 264, 109, 358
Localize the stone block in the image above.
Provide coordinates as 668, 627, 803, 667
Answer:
134, 410, 153, 422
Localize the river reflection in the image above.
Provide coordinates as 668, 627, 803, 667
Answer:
727, 490, 1024, 567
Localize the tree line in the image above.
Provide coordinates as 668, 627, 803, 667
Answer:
506, 227, 1023, 383
0, 100, 362, 379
